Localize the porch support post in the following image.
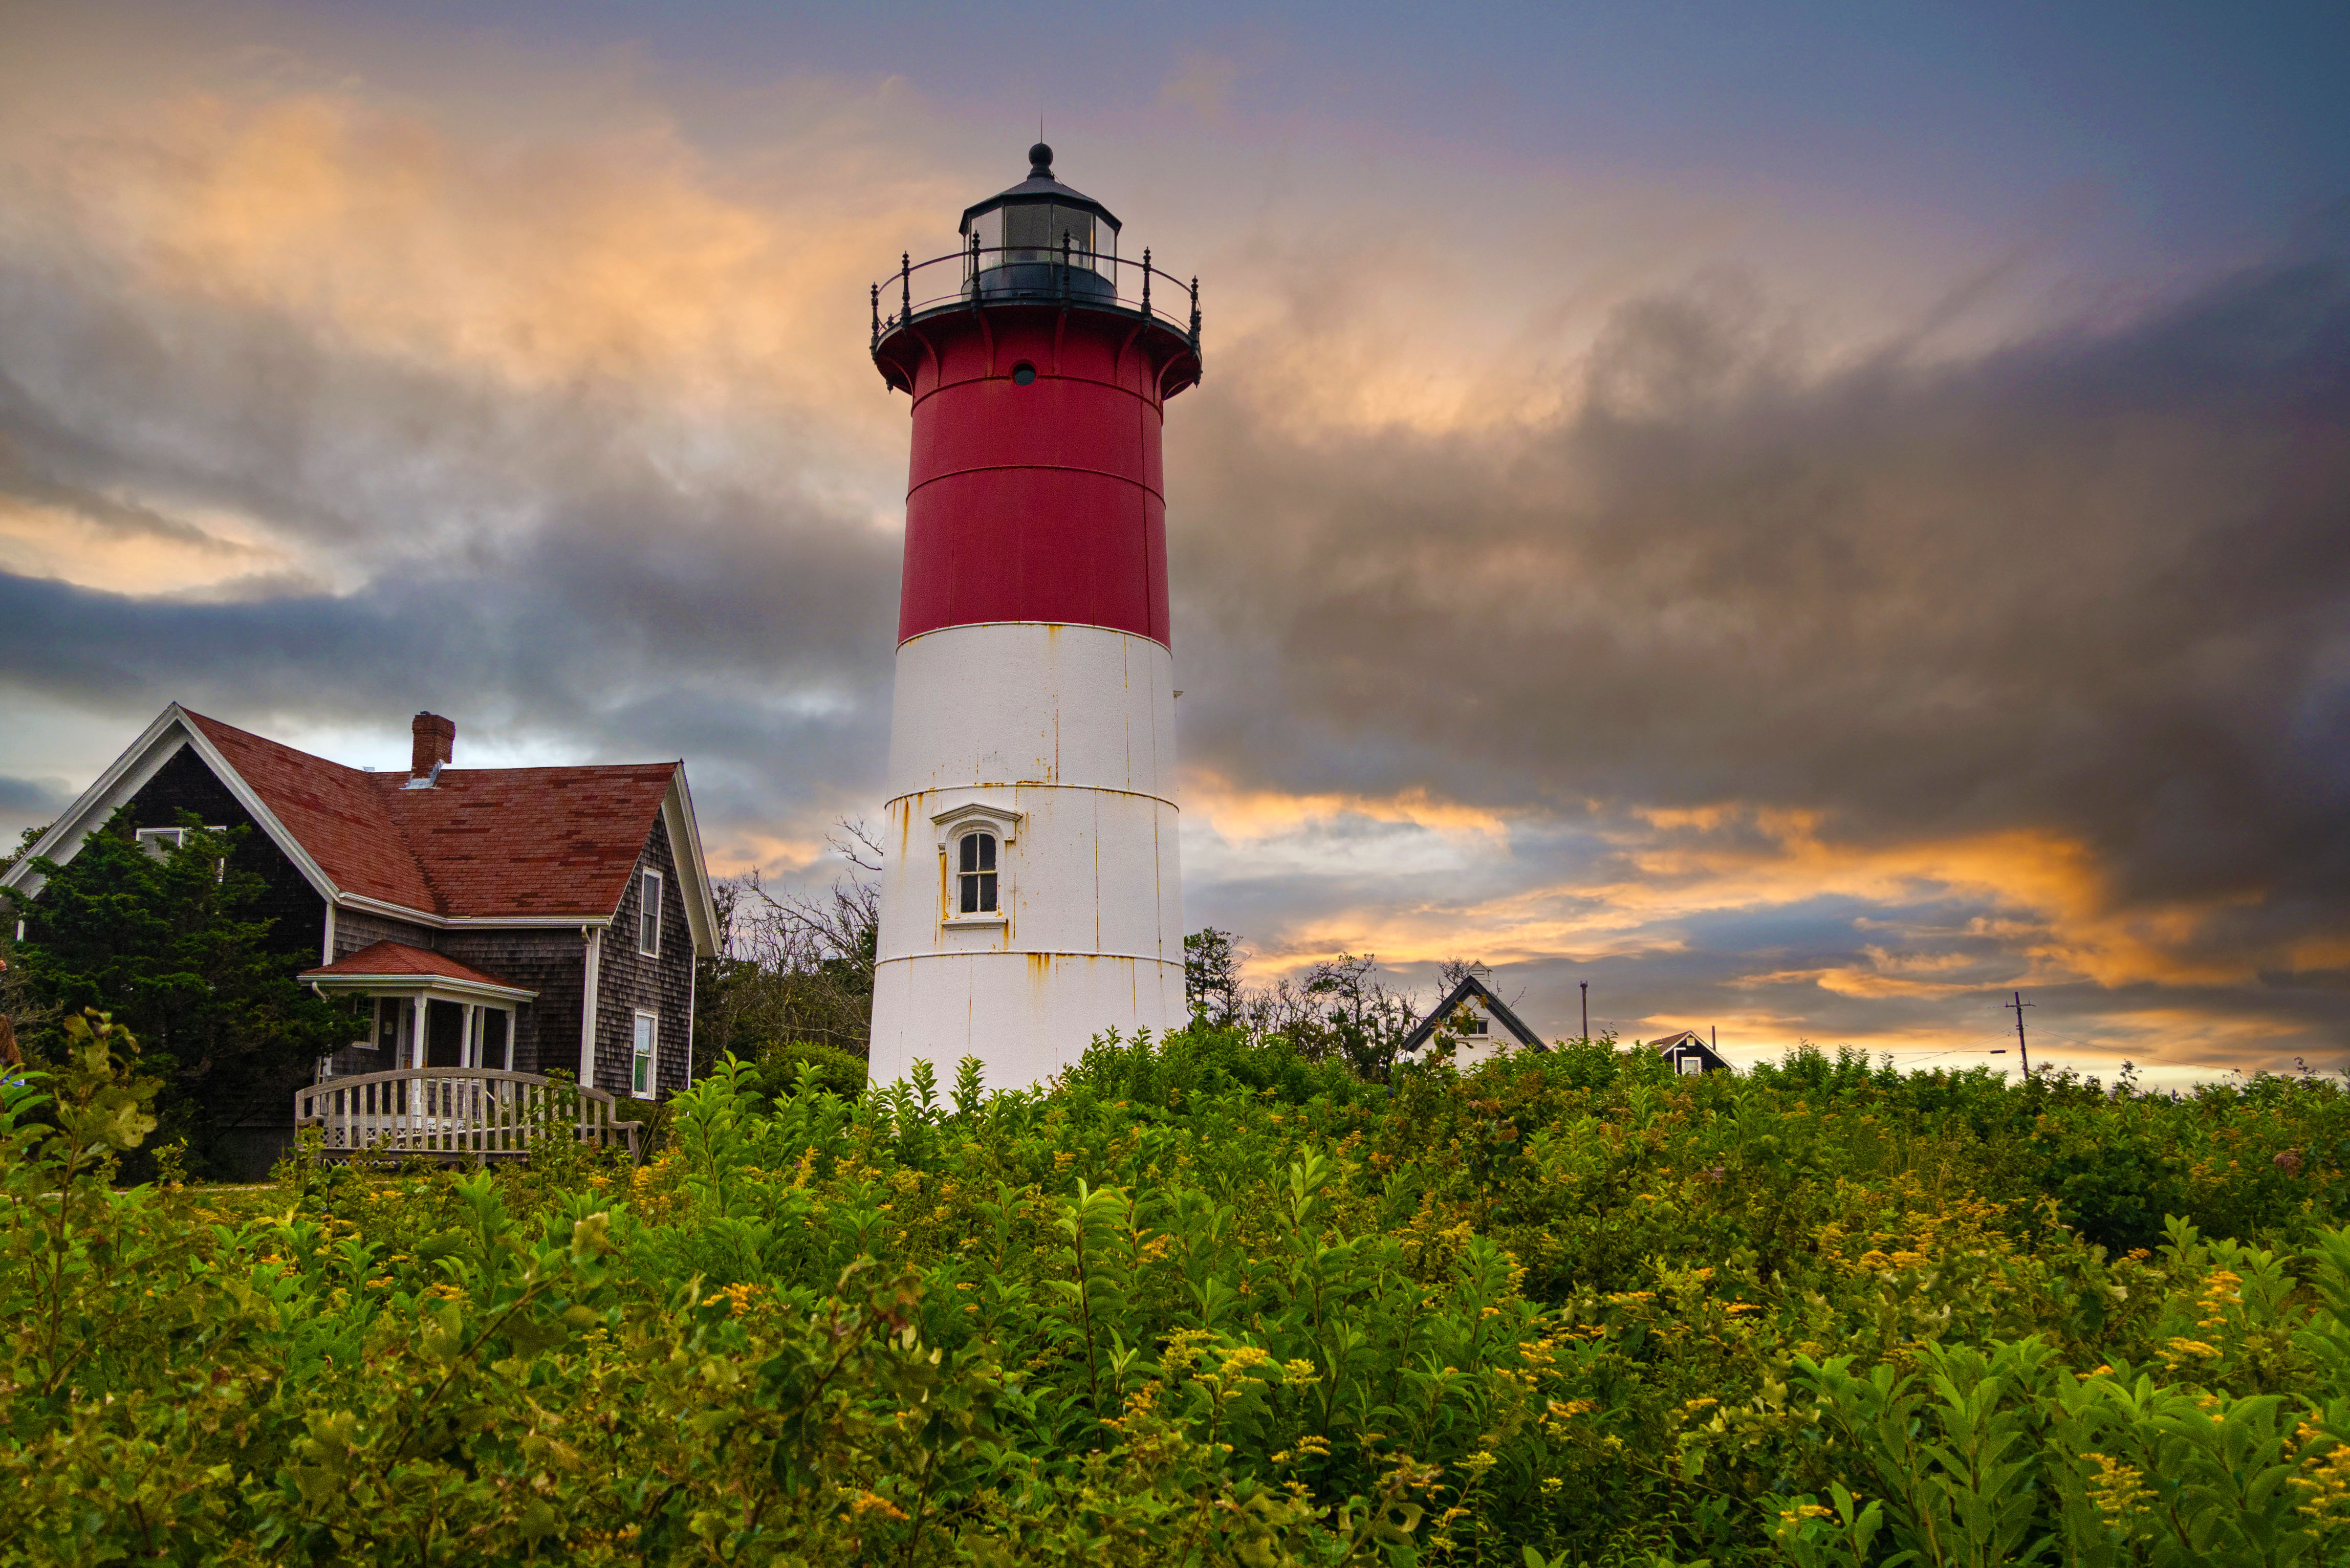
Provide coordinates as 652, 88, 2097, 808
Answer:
579, 926, 603, 1088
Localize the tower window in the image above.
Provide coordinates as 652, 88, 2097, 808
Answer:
1010, 362, 1036, 386
958, 831, 998, 913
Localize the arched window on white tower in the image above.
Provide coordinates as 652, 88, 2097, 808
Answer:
931, 801, 1020, 926
957, 830, 998, 913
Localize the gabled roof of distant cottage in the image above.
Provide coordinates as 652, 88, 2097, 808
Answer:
1648, 1029, 1732, 1073
1, 704, 719, 953
1398, 973, 1546, 1056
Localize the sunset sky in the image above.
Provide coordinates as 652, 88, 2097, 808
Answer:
4, 1, 2347, 1081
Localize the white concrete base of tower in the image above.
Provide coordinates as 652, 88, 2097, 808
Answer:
870, 949, 1185, 1091
869, 620, 1184, 1091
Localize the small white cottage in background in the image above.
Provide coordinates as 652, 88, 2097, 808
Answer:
1398, 966, 1544, 1069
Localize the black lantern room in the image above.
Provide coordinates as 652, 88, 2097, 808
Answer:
960, 143, 1119, 302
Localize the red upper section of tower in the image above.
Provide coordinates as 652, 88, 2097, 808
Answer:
871, 149, 1200, 648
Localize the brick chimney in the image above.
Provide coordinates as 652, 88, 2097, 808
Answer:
410, 712, 455, 780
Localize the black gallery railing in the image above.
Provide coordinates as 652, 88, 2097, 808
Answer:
872, 238, 1200, 353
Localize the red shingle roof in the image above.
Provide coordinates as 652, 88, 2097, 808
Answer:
300, 940, 522, 990
184, 709, 677, 921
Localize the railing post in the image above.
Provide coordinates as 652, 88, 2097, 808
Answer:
1142, 248, 1151, 315
901, 252, 911, 324
871, 281, 880, 347
1189, 276, 1201, 341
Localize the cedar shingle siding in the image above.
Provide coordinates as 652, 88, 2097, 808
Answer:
579, 817, 694, 1099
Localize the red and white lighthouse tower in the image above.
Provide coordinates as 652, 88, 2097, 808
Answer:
866, 144, 1203, 1088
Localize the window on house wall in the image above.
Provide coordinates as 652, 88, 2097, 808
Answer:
135, 827, 187, 857
639, 870, 661, 955
957, 831, 997, 913
372, 997, 402, 1054
135, 824, 229, 879
632, 1012, 657, 1098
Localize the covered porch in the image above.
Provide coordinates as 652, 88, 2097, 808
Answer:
302, 940, 533, 1077
294, 940, 641, 1163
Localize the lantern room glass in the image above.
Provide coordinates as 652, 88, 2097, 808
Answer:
966, 202, 1115, 289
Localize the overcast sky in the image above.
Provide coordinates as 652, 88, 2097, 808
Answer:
3, 0, 2346, 1081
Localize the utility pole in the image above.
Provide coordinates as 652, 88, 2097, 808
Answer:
2006, 990, 2034, 1078
1581, 981, 1589, 1043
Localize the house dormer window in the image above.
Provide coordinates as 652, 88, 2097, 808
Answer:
638, 869, 661, 955
957, 831, 997, 913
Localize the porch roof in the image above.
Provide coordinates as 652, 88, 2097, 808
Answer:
300, 940, 536, 1001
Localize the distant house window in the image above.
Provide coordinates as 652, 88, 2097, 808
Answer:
639, 870, 661, 955
1460, 1009, 1489, 1037
632, 1012, 657, 1098
957, 831, 998, 914
1677, 1053, 1704, 1075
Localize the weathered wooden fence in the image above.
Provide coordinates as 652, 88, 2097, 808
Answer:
293, 1068, 644, 1164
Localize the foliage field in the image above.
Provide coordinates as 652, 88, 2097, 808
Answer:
10, 1015, 2350, 1565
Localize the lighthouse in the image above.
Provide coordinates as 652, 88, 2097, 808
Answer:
866, 144, 1203, 1090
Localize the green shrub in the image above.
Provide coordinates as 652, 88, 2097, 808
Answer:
751, 1036, 869, 1103
8, 1021, 2350, 1565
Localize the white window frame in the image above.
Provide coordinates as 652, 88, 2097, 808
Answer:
136, 824, 228, 876
931, 802, 1020, 927
638, 869, 662, 956
955, 828, 999, 916
134, 826, 188, 857
631, 1010, 658, 1099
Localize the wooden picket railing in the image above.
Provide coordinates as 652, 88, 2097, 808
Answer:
293, 1068, 644, 1164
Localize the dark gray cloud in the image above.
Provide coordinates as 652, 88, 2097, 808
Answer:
0, 774, 71, 822
0, 170, 906, 852
1168, 253, 2350, 997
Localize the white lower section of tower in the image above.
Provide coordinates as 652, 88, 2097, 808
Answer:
869, 621, 1184, 1091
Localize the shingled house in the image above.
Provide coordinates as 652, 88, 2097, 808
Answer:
1, 706, 717, 1158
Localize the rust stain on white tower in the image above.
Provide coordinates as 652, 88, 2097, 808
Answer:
866, 144, 1203, 1088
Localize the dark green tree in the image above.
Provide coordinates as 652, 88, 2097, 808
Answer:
1183, 927, 1244, 1026
8, 809, 353, 1171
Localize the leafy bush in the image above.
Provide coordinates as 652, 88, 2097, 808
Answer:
749, 1036, 869, 1104
9, 1020, 2350, 1565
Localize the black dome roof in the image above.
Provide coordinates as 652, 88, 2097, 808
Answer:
959, 142, 1121, 236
